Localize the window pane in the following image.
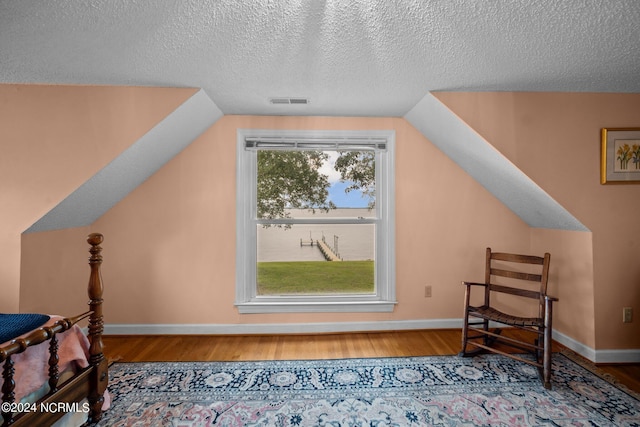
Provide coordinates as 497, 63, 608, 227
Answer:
257, 222, 375, 295
257, 150, 375, 221
322, 150, 375, 212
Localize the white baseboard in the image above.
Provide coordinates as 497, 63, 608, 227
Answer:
552, 329, 640, 363
103, 320, 640, 363
103, 319, 462, 336
593, 349, 640, 364
552, 329, 597, 361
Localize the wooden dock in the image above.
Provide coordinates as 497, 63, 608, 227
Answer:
300, 233, 342, 261
316, 237, 342, 261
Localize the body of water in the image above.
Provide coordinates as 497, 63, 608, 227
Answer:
257, 208, 375, 262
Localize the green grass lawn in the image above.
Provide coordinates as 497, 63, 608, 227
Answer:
257, 260, 374, 295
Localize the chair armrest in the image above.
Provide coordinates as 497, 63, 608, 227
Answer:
461, 281, 487, 287
544, 295, 559, 302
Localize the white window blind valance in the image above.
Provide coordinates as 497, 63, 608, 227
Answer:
245, 136, 387, 151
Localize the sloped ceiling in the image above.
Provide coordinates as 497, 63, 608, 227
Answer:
3, 1, 636, 231
26, 89, 223, 233
405, 94, 587, 231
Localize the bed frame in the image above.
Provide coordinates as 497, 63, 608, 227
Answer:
0, 233, 108, 426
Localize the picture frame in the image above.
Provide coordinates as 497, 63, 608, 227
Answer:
600, 128, 640, 184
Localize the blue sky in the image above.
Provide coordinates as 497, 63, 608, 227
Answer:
320, 151, 370, 208
328, 181, 368, 208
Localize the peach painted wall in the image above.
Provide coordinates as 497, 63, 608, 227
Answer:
435, 92, 640, 350
20, 228, 94, 316
531, 229, 595, 348
0, 84, 197, 312
21, 114, 532, 328
15, 87, 638, 353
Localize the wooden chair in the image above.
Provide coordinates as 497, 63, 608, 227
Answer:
459, 248, 557, 389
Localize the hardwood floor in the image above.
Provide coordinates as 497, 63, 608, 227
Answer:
102, 329, 640, 394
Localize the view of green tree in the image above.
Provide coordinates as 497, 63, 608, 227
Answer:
257, 150, 375, 222
257, 150, 335, 223
334, 151, 375, 208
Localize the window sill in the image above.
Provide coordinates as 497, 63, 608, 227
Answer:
235, 300, 397, 314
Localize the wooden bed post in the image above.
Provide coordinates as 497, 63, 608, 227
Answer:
86, 233, 108, 423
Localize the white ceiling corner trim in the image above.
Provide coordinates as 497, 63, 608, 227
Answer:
404, 93, 588, 232
25, 89, 222, 234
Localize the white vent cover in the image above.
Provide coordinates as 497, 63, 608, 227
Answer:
269, 97, 310, 105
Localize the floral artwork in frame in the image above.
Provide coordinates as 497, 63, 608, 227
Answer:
600, 128, 640, 184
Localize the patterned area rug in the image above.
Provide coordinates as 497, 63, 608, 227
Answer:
98, 353, 640, 426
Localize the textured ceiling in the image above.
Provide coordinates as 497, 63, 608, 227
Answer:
1, 0, 639, 117
4, 0, 630, 232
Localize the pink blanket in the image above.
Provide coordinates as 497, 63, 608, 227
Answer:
0, 315, 110, 409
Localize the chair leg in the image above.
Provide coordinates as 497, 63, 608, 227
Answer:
459, 311, 470, 356
542, 300, 554, 389
542, 334, 552, 389
486, 326, 501, 345
459, 285, 472, 356
482, 319, 489, 340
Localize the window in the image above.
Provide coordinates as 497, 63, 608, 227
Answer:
236, 129, 395, 313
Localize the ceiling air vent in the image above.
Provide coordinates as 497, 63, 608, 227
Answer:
269, 97, 310, 105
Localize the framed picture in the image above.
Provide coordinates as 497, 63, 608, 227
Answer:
601, 128, 640, 184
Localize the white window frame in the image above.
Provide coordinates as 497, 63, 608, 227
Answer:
235, 129, 396, 313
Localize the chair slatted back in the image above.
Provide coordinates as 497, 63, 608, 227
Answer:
483, 248, 551, 316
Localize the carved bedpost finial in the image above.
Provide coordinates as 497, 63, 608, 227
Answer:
87, 232, 104, 310
88, 233, 104, 259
